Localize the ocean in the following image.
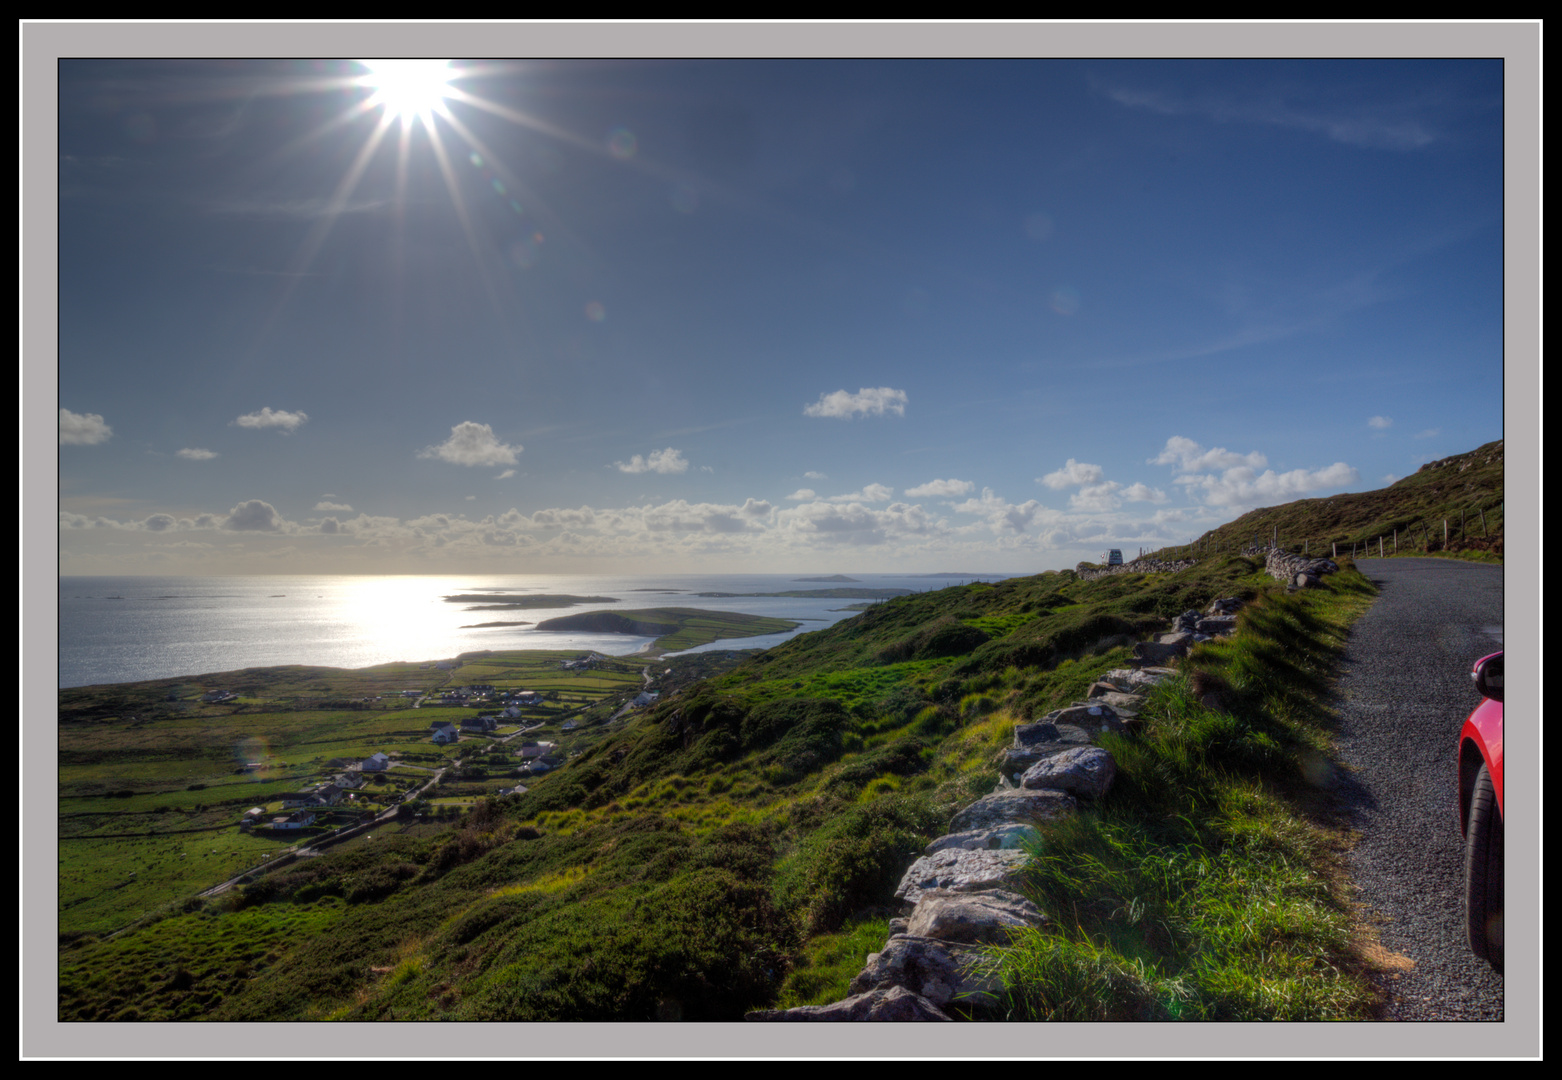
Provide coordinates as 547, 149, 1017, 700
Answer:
57, 572, 1024, 689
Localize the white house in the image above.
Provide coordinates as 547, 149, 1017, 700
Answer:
362, 752, 391, 772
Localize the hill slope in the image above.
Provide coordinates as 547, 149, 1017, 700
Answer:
1172, 439, 1503, 560
59, 454, 1502, 1022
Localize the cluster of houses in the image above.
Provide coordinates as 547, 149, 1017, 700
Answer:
237, 752, 393, 831
433, 685, 546, 708
515, 741, 563, 776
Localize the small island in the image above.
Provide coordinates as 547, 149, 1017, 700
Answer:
533, 607, 801, 653
792, 575, 859, 582
694, 587, 912, 600
443, 594, 619, 610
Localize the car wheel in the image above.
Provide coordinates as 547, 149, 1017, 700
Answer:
1464, 762, 1503, 972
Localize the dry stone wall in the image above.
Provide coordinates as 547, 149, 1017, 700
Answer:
749, 594, 1258, 1022
1074, 555, 1196, 581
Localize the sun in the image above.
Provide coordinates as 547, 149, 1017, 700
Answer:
357, 59, 455, 126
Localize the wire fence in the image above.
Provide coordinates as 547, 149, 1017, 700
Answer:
1139, 501, 1503, 563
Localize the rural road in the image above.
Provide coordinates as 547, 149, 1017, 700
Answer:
1330, 557, 1504, 1021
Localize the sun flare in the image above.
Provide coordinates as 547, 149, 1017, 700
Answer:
358, 59, 454, 125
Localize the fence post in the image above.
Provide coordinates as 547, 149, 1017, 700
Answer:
1379, 536, 1384, 558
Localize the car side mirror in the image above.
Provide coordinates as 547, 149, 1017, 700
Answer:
1472, 652, 1503, 703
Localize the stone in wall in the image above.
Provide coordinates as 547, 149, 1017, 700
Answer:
894, 845, 1034, 906
1020, 745, 1116, 801
848, 935, 1003, 1010
745, 985, 953, 1021
904, 888, 1049, 945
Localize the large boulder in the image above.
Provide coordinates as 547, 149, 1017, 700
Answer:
1048, 703, 1126, 735
1132, 640, 1187, 667
1195, 615, 1237, 635
905, 888, 1049, 945
745, 985, 952, 1021
894, 845, 1033, 905
847, 935, 1002, 1010
1020, 745, 1116, 800
947, 787, 1078, 834
923, 823, 1039, 854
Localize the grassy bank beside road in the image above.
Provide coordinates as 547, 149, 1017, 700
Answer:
986, 570, 1380, 1020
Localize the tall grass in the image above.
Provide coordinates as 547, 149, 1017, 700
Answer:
988, 577, 1379, 1021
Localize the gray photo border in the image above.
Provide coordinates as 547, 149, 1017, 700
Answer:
24, 19, 1540, 1060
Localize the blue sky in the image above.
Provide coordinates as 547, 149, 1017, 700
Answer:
54, 52, 1508, 575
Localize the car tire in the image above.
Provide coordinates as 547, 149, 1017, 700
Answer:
1464, 762, 1503, 972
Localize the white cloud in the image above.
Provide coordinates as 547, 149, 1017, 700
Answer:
778, 499, 940, 546
614, 447, 689, 474
315, 501, 353, 512
905, 478, 974, 498
176, 447, 217, 460
785, 489, 817, 501
642, 498, 772, 534
418, 421, 521, 467
1181, 462, 1360, 508
804, 471, 828, 480
803, 387, 908, 419
222, 499, 284, 531
60, 408, 112, 445
1120, 483, 1169, 504
1039, 459, 1105, 489
826, 483, 894, 504
951, 488, 1052, 535
1068, 482, 1123, 513
232, 406, 309, 432
1150, 436, 1267, 473
1368, 416, 1393, 430
1415, 428, 1441, 439
496, 469, 516, 480
1102, 83, 1438, 151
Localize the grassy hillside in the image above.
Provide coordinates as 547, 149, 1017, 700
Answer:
1147, 439, 1504, 562
59, 548, 1385, 1022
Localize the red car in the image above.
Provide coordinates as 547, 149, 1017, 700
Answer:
1457, 651, 1504, 972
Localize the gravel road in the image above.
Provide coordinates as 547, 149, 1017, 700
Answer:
1330, 557, 1504, 1021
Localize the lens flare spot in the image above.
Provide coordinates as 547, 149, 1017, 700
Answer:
1050, 287, 1081, 316
607, 127, 637, 160
585, 301, 607, 322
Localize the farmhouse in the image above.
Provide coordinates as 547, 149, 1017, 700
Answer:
430, 722, 459, 744
362, 752, 391, 772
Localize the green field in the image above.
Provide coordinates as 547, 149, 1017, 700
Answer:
55, 648, 746, 940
